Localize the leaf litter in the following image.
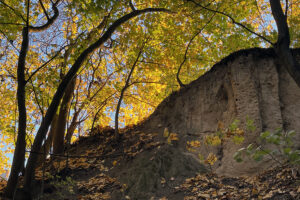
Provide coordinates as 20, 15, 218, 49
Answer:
0, 126, 299, 199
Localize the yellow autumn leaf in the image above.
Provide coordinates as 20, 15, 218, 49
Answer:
205, 153, 217, 165
187, 140, 201, 148
204, 135, 221, 146
163, 127, 169, 138
234, 128, 244, 136
169, 133, 179, 140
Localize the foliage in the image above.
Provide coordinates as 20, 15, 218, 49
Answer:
45, 174, 76, 199
163, 127, 179, 145
186, 119, 247, 170
234, 129, 300, 166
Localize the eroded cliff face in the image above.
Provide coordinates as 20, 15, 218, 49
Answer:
139, 48, 300, 176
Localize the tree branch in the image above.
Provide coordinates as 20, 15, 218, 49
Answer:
285, 0, 288, 16
0, 22, 25, 26
39, 0, 50, 20
124, 93, 156, 108
0, 29, 20, 53
25, 45, 66, 83
28, 77, 44, 117
115, 39, 146, 138
187, 0, 274, 45
91, 93, 116, 130
29, 0, 61, 32
177, 13, 215, 88
129, 0, 136, 11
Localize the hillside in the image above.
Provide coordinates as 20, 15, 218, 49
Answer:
1, 48, 300, 199
0, 128, 299, 200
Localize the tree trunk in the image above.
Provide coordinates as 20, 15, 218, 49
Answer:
5, 27, 29, 199
114, 46, 143, 139
53, 78, 76, 154
269, 0, 300, 87
36, 114, 58, 165
65, 111, 79, 145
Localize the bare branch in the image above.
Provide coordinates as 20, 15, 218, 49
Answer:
91, 92, 116, 130
129, 81, 171, 87
139, 60, 167, 67
124, 94, 156, 108
39, 0, 50, 20
29, 0, 61, 32
285, 0, 289, 16
0, 22, 25, 26
187, 0, 274, 45
0, 29, 20, 53
26, 45, 66, 83
115, 39, 147, 138
28, 77, 44, 117
86, 15, 110, 42
129, 0, 136, 11
177, 13, 215, 87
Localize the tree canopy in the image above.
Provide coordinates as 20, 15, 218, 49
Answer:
0, 0, 300, 198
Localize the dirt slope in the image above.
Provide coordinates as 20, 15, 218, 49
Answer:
1, 127, 298, 200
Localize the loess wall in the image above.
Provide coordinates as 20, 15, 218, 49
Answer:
139, 48, 300, 176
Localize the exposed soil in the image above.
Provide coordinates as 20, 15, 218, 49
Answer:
1, 127, 299, 200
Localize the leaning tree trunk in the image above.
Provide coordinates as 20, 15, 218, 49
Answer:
65, 110, 80, 145
36, 114, 58, 165
52, 78, 76, 155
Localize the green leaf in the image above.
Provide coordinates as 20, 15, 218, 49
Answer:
253, 155, 263, 161
247, 143, 254, 151
229, 119, 239, 131
267, 135, 280, 145
233, 151, 243, 162
288, 150, 300, 163
271, 149, 279, 155
233, 135, 244, 144
198, 153, 204, 160
283, 147, 291, 155
274, 128, 283, 136
238, 147, 246, 152
260, 131, 270, 139
252, 150, 266, 162
287, 130, 296, 138
246, 117, 256, 132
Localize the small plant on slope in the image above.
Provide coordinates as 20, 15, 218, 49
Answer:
186, 119, 247, 172
234, 128, 300, 167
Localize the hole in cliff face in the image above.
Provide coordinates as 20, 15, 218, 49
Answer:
201, 84, 230, 131
216, 85, 229, 112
